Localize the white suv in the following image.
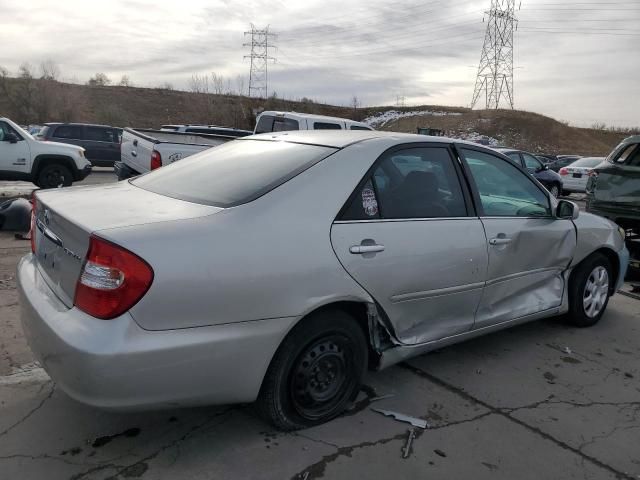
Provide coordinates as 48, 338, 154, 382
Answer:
0, 117, 91, 188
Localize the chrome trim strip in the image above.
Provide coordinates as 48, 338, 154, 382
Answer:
485, 267, 560, 287
390, 282, 485, 303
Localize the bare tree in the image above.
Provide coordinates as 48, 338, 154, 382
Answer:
159, 82, 174, 90
188, 73, 209, 94
40, 60, 60, 81
118, 75, 132, 87
87, 73, 111, 86
235, 75, 246, 96
211, 72, 225, 95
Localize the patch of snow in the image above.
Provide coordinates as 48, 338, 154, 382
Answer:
363, 109, 462, 128
450, 131, 501, 146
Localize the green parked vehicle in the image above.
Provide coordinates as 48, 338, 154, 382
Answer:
586, 135, 640, 274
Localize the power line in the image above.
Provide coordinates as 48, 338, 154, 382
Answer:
243, 24, 277, 98
471, 0, 519, 110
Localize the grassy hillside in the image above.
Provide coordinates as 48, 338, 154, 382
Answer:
366, 109, 634, 156
0, 77, 634, 156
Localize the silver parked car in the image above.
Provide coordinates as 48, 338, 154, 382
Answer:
19, 131, 629, 430
559, 157, 605, 194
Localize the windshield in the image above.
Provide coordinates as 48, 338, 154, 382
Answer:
570, 157, 604, 168
133, 139, 337, 207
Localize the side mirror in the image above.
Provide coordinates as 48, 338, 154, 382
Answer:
5, 133, 19, 143
557, 200, 579, 220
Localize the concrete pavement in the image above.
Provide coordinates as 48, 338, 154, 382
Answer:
0, 231, 638, 480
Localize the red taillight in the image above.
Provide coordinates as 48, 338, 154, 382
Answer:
559, 167, 568, 176
150, 150, 162, 170
74, 235, 154, 320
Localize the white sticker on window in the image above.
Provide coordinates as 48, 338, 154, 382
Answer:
361, 187, 378, 217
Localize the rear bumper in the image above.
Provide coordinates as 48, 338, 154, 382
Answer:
114, 161, 138, 181
17, 254, 295, 409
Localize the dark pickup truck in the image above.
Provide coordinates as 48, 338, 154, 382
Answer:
586, 135, 640, 273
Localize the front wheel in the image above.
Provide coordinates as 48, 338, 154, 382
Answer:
549, 184, 560, 198
37, 164, 73, 189
256, 310, 368, 431
567, 253, 612, 327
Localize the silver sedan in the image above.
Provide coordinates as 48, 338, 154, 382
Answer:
18, 131, 629, 430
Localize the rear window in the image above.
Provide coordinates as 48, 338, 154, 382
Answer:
350, 125, 372, 130
133, 140, 336, 207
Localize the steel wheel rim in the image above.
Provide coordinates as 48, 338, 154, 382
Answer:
290, 334, 354, 421
583, 266, 609, 318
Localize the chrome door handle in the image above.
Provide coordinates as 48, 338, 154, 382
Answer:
350, 244, 385, 254
489, 237, 512, 245
131, 151, 137, 157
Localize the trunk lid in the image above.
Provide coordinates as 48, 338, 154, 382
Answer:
33, 181, 221, 307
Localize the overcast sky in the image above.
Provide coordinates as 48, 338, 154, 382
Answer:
1, 0, 638, 127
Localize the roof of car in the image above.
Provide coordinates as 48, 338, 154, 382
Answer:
43, 122, 118, 128
246, 130, 490, 149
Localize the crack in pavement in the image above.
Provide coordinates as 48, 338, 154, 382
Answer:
0, 452, 123, 469
398, 362, 637, 480
0, 382, 54, 438
291, 411, 494, 479
71, 407, 238, 480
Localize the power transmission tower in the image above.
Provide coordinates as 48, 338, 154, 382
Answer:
470, 0, 519, 110
396, 95, 406, 108
243, 24, 277, 98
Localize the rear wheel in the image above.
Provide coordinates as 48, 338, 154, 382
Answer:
567, 253, 612, 327
549, 184, 560, 198
37, 163, 73, 189
256, 310, 368, 431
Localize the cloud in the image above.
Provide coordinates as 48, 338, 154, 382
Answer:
0, 0, 638, 126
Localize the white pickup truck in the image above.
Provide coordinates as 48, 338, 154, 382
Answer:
254, 112, 373, 133
0, 117, 91, 188
115, 128, 235, 180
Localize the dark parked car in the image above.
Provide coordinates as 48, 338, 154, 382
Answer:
586, 135, 640, 274
495, 148, 564, 197
548, 155, 582, 172
38, 123, 122, 167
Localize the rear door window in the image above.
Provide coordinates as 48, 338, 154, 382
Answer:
341, 147, 467, 220
133, 139, 336, 207
53, 125, 83, 140
350, 125, 372, 130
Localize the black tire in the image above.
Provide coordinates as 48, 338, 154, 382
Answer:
567, 253, 612, 327
561, 189, 569, 197
36, 163, 73, 189
256, 310, 368, 431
